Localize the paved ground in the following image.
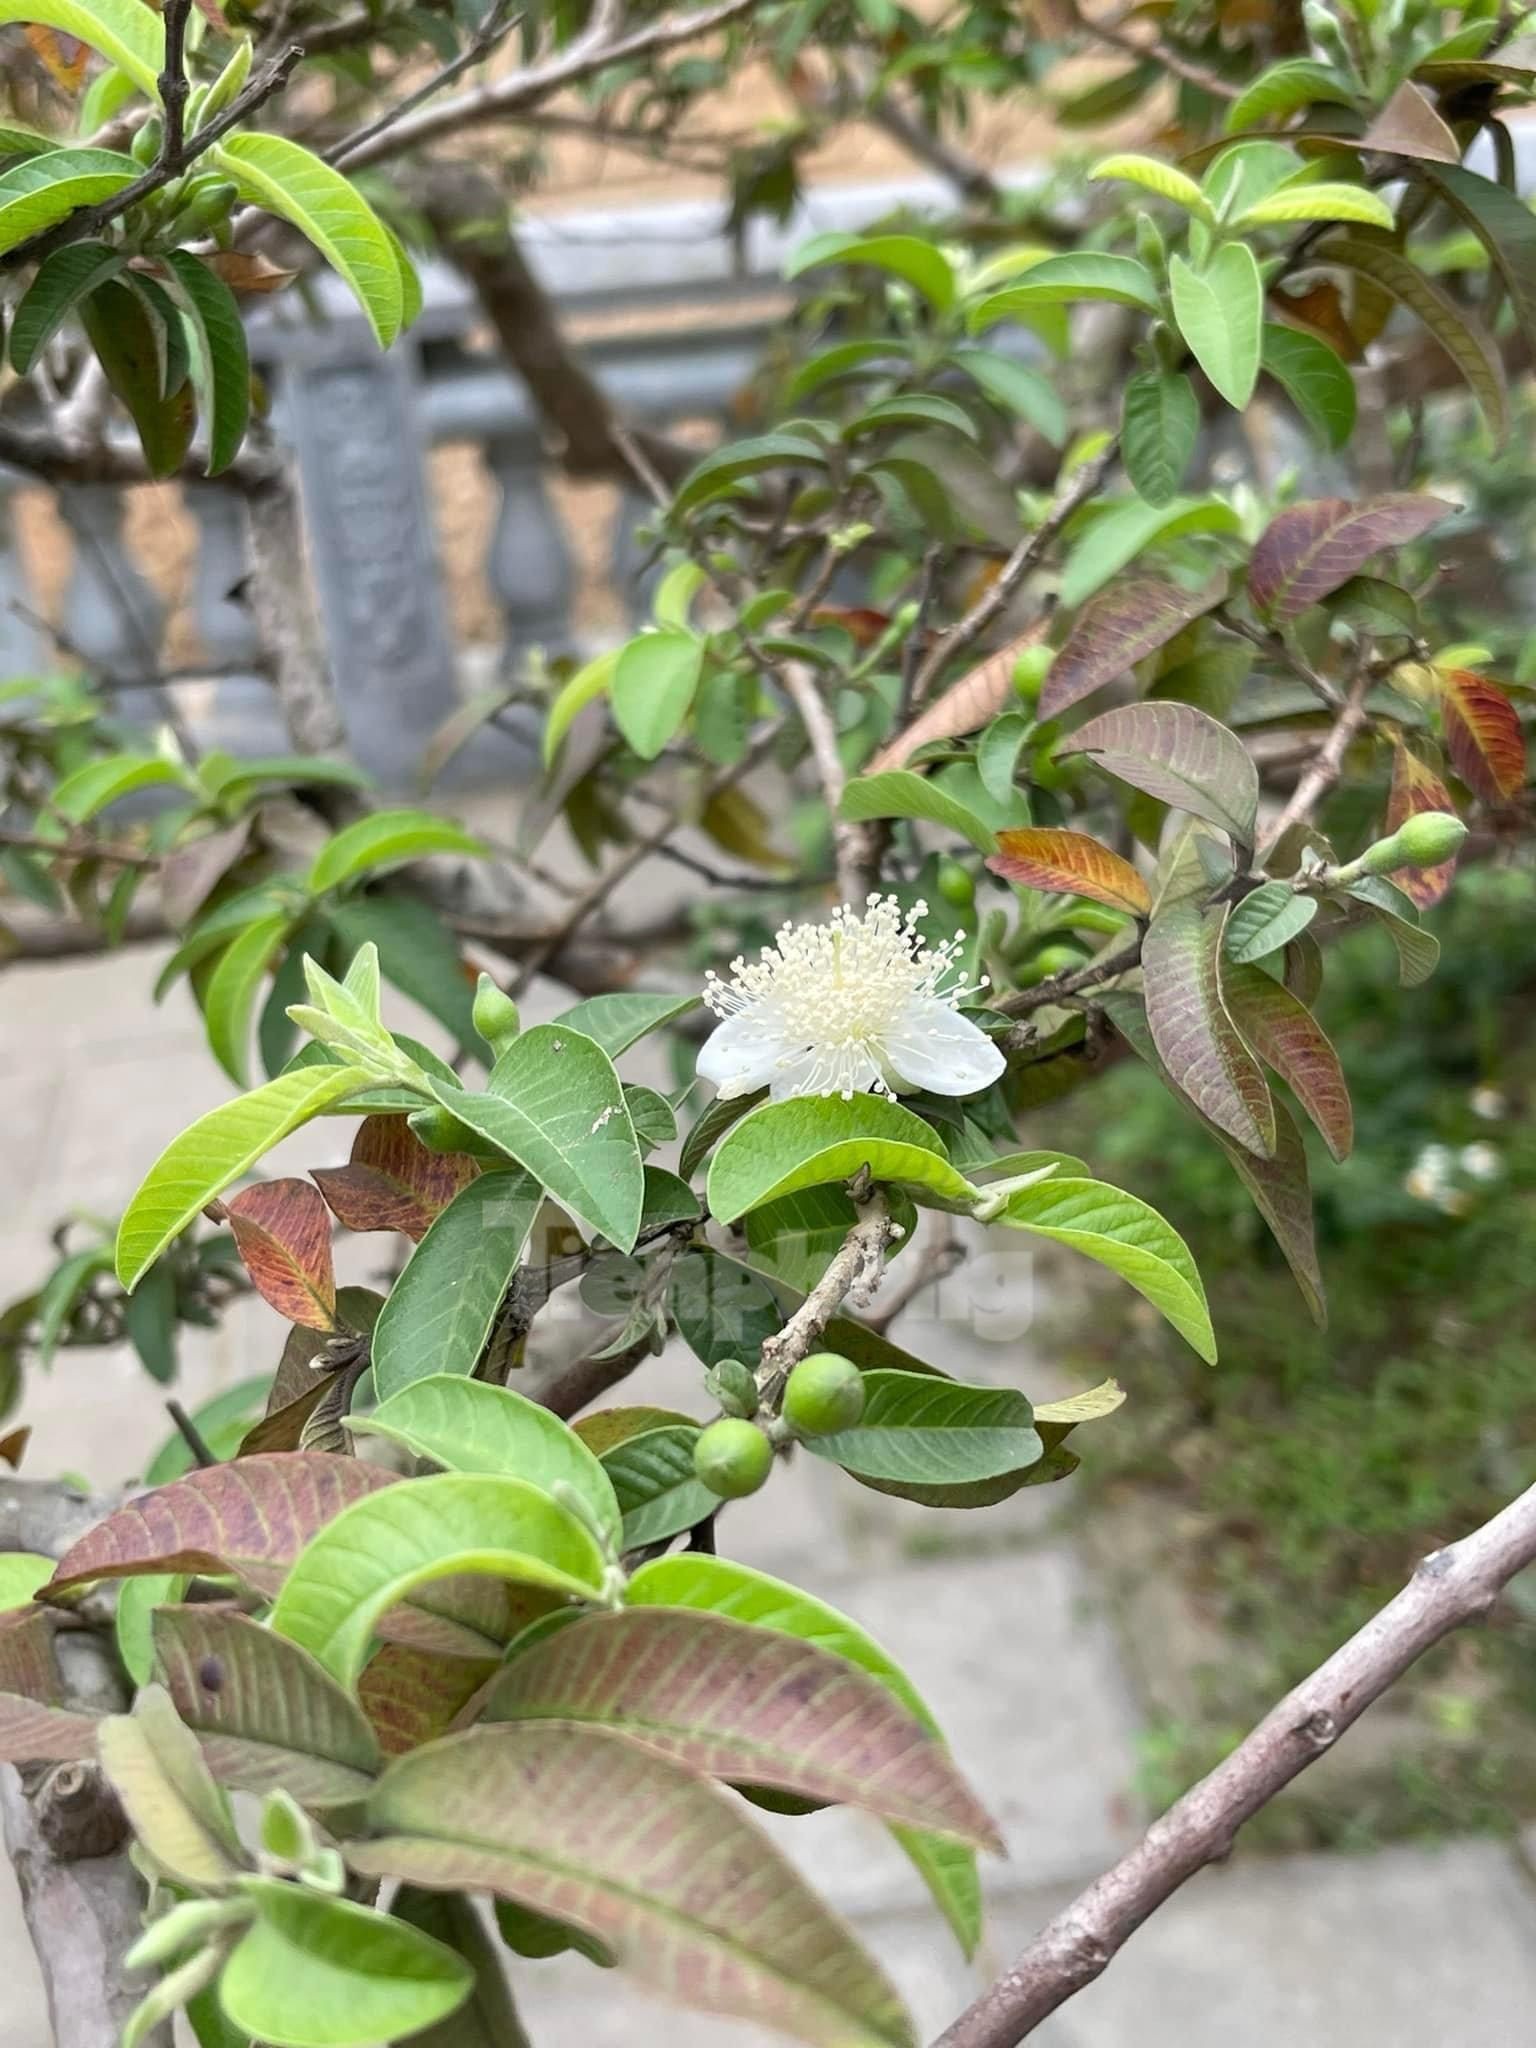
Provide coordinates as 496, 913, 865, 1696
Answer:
4, 938, 1536, 2046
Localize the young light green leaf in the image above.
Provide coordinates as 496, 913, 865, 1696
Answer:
1224, 59, 1354, 133
203, 914, 291, 1087
707, 1094, 978, 1223
0, 1553, 53, 1613
993, 1177, 1216, 1361
804, 1371, 1042, 1486
1056, 496, 1241, 609
0, 0, 162, 94
1090, 152, 1213, 220
307, 809, 488, 895
213, 133, 407, 348
968, 253, 1162, 324
626, 1551, 982, 1955
351, 1376, 622, 1549
220, 1880, 472, 2048
430, 1025, 644, 1252
96, 1686, 241, 1890
1260, 323, 1356, 449
1236, 182, 1394, 230
268, 1472, 605, 1687
611, 629, 705, 759
1169, 243, 1263, 409
839, 768, 997, 853
116, 1065, 371, 1290
550, 990, 699, 1059
51, 751, 188, 822
1121, 370, 1199, 507
542, 647, 619, 765
369, 1171, 542, 1401
159, 250, 250, 476
352, 1723, 915, 2048
7, 239, 121, 373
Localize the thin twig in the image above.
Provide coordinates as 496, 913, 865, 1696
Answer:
934, 1473, 1536, 2046
322, 0, 524, 167
1257, 667, 1373, 859
0, 826, 156, 870
164, 1400, 217, 1469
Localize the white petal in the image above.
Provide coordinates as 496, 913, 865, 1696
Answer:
881, 998, 1006, 1097
697, 1010, 793, 1098
768, 1043, 882, 1101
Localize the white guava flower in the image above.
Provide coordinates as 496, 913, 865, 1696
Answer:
698, 893, 1005, 1103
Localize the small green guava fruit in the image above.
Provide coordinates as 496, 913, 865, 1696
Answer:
693, 1418, 774, 1498
781, 1352, 867, 1437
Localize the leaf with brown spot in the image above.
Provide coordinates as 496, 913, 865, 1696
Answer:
359, 1644, 501, 1757
988, 828, 1151, 915
1435, 669, 1527, 802
313, 1116, 479, 1243
1064, 701, 1259, 846
227, 1179, 337, 1331
867, 617, 1050, 774
1223, 963, 1353, 1162
483, 1608, 1000, 1849
1142, 898, 1276, 1157
350, 1723, 915, 2048
153, 1605, 381, 1804
1359, 80, 1460, 162
1385, 741, 1459, 906
48, 1451, 398, 1597
1248, 495, 1453, 622
1039, 575, 1226, 718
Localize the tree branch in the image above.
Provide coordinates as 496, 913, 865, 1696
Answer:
757, 1185, 899, 1396
1257, 666, 1372, 860
934, 1473, 1536, 2047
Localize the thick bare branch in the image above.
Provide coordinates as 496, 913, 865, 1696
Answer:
935, 1474, 1536, 2047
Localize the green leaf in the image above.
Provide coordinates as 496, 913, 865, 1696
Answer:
220, 1880, 472, 2048
393, 1888, 533, 2048
1121, 370, 1199, 507
786, 230, 956, 311
671, 429, 829, 516
1346, 874, 1441, 985
51, 750, 187, 822
350, 1377, 622, 1550
1065, 700, 1259, 845
1224, 881, 1317, 961
269, 1472, 605, 1688
601, 1425, 716, 1547
116, 1065, 370, 1290
627, 1552, 983, 1955
1169, 243, 1263, 409
668, 1246, 781, 1368
992, 1177, 1216, 1361
82, 278, 194, 476
115, 1572, 182, 1687
0, 0, 161, 94
839, 768, 997, 853
0, 119, 51, 161
1421, 165, 1536, 356
1323, 233, 1508, 437
1057, 496, 1241, 609
1260, 323, 1356, 449
0, 1553, 53, 1612
307, 809, 487, 895
213, 133, 407, 348
968, 253, 1161, 322
1090, 152, 1213, 219
611, 629, 705, 759
8, 239, 121, 373
0, 146, 139, 255
159, 251, 250, 477
96, 1687, 241, 1890
550, 990, 699, 1059
1202, 141, 1302, 219
483, 1606, 999, 1846
369, 1171, 542, 1401
846, 393, 980, 442
784, 338, 910, 403
708, 1094, 978, 1223
950, 346, 1067, 445
805, 1370, 1040, 1487
1224, 59, 1354, 133
153, 1605, 382, 1806
1237, 182, 1394, 230
542, 647, 618, 766
204, 914, 291, 1086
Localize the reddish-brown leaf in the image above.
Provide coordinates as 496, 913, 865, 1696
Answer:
1142, 899, 1276, 1157
807, 606, 894, 648
1385, 741, 1459, 907
988, 828, 1151, 915
313, 1117, 479, 1243
1436, 669, 1527, 803
24, 23, 87, 88
1359, 80, 1461, 162
350, 1723, 915, 2048
1248, 495, 1453, 622
1038, 575, 1226, 719
153, 1605, 380, 1804
359, 1644, 500, 1758
227, 1179, 338, 1332
0, 1612, 99, 1761
48, 1452, 397, 1597
1223, 963, 1354, 1162
0, 1426, 29, 1469
867, 617, 1050, 774
0, 1608, 64, 1703
1269, 279, 1362, 362
483, 1608, 1000, 1849
1064, 701, 1259, 846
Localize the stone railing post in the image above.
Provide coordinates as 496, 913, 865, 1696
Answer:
483, 431, 579, 674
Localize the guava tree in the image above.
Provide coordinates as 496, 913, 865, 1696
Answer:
0, 0, 1534, 2043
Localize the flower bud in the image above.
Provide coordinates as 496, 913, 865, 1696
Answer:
705, 1357, 759, 1419
472, 973, 519, 1054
